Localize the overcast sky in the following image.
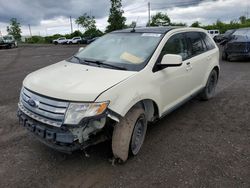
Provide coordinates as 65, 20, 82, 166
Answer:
0, 0, 249, 36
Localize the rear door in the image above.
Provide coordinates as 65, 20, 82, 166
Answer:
184, 32, 210, 93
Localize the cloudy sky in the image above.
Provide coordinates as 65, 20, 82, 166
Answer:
0, 0, 249, 36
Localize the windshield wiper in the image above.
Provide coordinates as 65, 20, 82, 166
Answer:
72, 55, 89, 65
83, 58, 127, 70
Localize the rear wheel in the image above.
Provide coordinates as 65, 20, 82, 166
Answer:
199, 69, 218, 100
112, 107, 147, 162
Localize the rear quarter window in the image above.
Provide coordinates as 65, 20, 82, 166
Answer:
200, 32, 216, 50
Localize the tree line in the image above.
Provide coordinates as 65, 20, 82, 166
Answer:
4, 0, 250, 43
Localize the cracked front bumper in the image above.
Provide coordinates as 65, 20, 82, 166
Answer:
18, 110, 81, 153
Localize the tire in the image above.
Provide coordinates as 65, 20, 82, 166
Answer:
199, 69, 218, 101
54, 42, 58, 45
112, 107, 147, 162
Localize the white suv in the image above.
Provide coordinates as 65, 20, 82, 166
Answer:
18, 27, 219, 162
53, 37, 68, 45
67, 36, 82, 44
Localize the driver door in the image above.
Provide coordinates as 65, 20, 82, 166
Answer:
152, 33, 193, 114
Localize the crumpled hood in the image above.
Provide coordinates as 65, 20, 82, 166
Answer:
23, 60, 136, 101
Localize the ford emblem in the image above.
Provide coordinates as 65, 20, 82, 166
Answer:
28, 98, 38, 108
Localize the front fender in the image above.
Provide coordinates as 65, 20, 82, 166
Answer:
95, 71, 161, 118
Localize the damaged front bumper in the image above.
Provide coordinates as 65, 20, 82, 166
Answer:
17, 108, 111, 154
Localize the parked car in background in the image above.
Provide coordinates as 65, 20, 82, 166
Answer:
17, 27, 219, 162
53, 37, 68, 45
222, 28, 250, 61
207, 30, 220, 39
87, 37, 99, 44
0, 35, 17, 49
214, 29, 236, 43
67, 36, 82, 44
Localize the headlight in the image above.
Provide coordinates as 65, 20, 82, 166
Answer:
64, 102, 109, 125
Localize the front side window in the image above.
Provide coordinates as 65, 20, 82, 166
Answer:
186, 32, 206, 56
72, 32, 163, 71
157, 33, 190, 63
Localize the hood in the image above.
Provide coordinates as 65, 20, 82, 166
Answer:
23, 60, 136, 101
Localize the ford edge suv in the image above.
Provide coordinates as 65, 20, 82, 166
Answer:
17, 27, 219, 162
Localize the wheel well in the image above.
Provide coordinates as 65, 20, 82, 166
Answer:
132, 99, 159, 122
213, 66, 220, 78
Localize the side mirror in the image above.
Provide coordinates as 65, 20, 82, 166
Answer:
78, 47, 85, 52
161, 54, 182, 66
153, 54, 183, 72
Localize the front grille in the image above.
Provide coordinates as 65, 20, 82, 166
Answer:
19, 87, 69, 127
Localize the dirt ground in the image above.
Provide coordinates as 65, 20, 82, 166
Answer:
0, 45, 249, 188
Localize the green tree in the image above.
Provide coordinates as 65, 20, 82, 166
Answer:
149, 12, 171, 26
83, 28, 103, 38
76, 13, 96, 30
239, 16, 246, 24
106, 0, 126, 32
191, 21, 201, 27
6, 18, 22, 41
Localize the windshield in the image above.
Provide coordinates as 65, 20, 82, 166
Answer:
224, 30, 235, 35
72, 32, 163, 71
233, 29, 250, 38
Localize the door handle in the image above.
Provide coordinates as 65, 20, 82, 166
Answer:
186, 62, 192, 71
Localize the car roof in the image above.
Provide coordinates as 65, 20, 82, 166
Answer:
112, 26, 182, 34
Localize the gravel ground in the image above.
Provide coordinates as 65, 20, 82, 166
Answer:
0, 45, 249, 188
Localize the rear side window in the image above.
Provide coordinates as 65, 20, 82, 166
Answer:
185, 32, 206, 57
200, 32, 216, 50
158, 33, 190, 62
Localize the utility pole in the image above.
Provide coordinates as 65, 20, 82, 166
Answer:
28, 24, 32, 37
148, 2, 151, 26
70, 16, 73, 33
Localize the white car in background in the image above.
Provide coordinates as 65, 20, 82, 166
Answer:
67, 36, 82, 44
53, 37, 68, 45
18, 27, 219, 162
207, 30, 220, 39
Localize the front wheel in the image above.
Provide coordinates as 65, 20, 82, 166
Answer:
199, 69, 218, 100
112, 107, 147, 162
